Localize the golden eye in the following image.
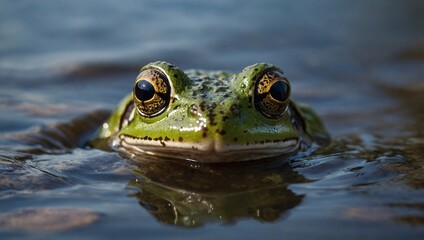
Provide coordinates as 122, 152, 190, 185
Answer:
254, 70, 291, 118
133, 68, 171, 117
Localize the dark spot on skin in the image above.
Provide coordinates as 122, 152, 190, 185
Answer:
165, 136, 170, 141
154, 138, 159, 141
208, 113, 217, 125
216, 86, 227, 92
247, 96, 253, 108
233, 137, 238, 142
202, 127, 208, 138
148, 137, 152, 141
254, 68, 258, 72
144, 136, 148, 140
160, 142, 166, 147
178, 137, 183, 142
230, 104, 240, 117
200, 101, 206, 112
173, 74, 178, 79
246, 142, 250, 146
158, 137, 163, 141
199, 103, 217, 125
173, 105, 179, 110
243, 130, 248, 133
216, 129, 226, 135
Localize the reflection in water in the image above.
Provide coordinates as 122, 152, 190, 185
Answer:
124, 155, 307, 227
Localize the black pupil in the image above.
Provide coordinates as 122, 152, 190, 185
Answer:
269, 80, 290, 102
135, 80, 155, 101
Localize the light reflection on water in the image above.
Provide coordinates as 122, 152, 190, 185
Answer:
1, 0, 424, 239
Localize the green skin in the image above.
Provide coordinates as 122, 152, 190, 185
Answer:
99, 61, 329, 162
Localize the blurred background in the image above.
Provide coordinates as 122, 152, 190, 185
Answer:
1, 0, 423, 74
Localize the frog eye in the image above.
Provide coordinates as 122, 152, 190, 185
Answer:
133, 68, 171, 117
254, 70, 291, 118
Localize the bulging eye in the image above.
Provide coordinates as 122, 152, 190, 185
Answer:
254, 70, 291, 118
133, 68, 171, 117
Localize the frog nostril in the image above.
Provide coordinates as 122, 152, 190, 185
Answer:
188, 103, 199, 117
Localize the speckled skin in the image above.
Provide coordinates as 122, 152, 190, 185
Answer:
99, 61, 329, 162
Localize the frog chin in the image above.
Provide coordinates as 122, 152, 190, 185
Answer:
115, 135, 300, 162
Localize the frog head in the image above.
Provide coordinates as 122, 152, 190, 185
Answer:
99, 61, 328, 162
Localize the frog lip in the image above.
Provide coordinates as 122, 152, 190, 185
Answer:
115, 135, 300, 162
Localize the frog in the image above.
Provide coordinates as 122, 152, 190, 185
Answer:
98, 61, 329, 162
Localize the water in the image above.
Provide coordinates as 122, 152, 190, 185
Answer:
1, 0, 424, 239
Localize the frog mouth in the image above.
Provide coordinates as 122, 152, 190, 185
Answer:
115, 135, 300, 162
